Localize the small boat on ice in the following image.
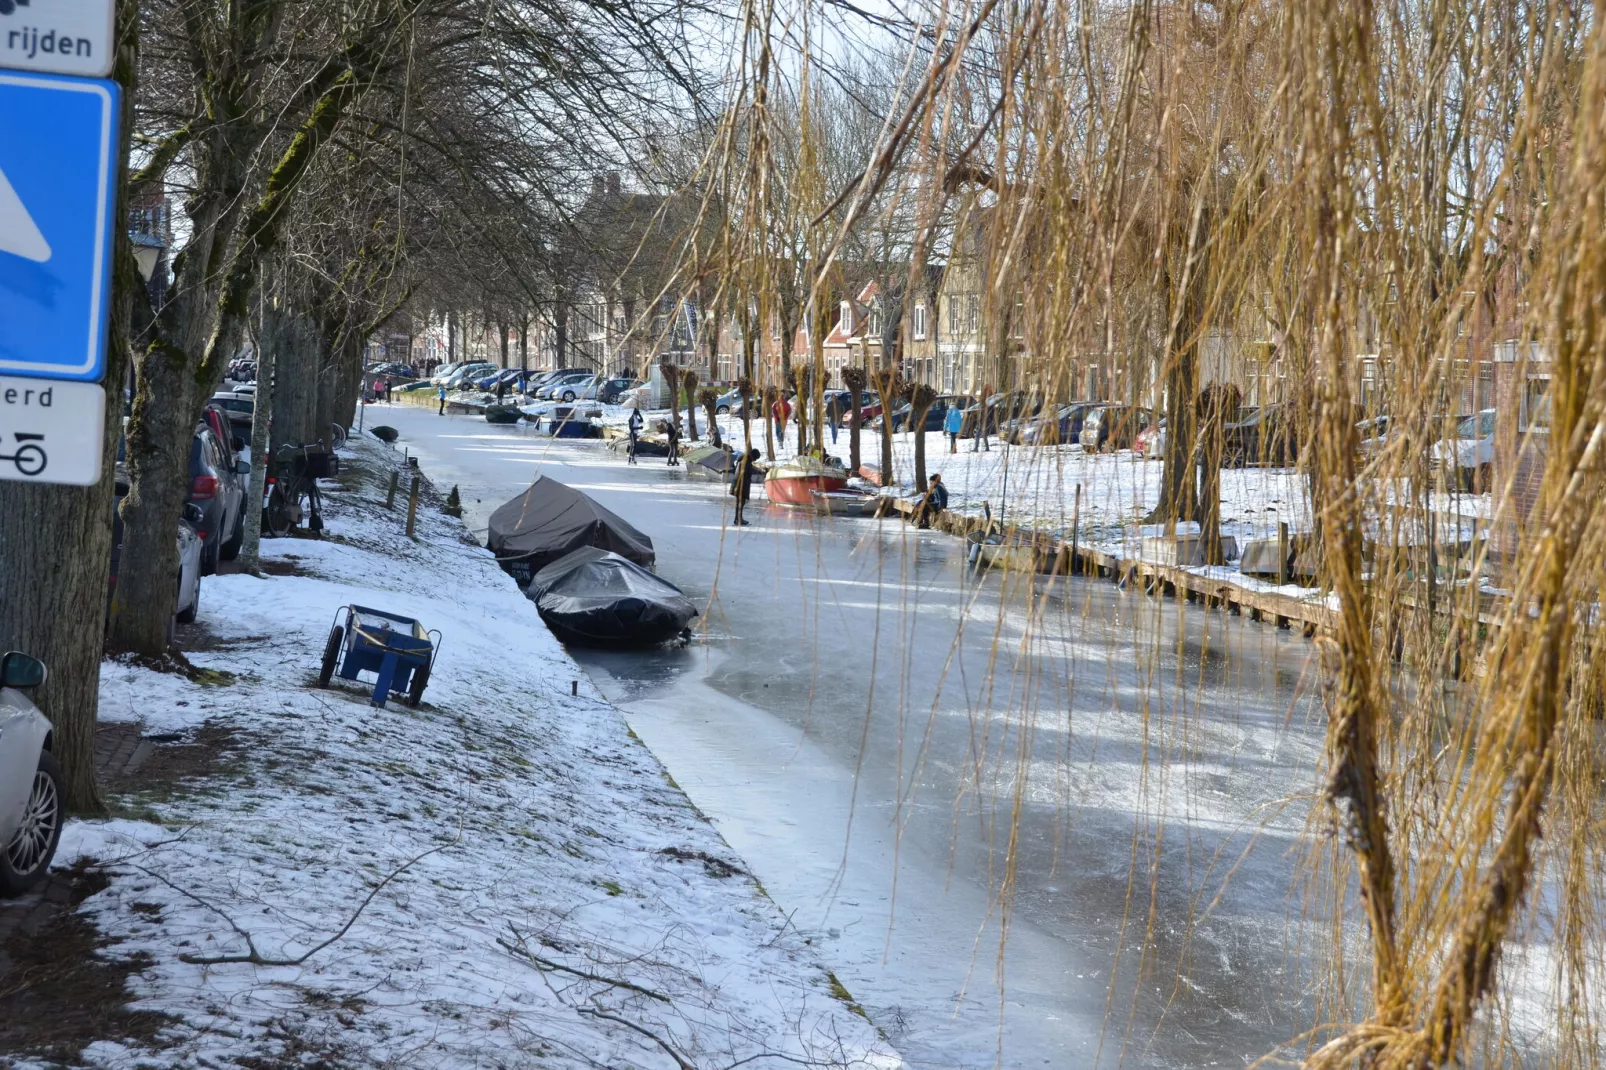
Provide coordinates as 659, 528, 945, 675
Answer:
764, 457, 849, 505
808, 489, 883, 517
527, 547, 698, 647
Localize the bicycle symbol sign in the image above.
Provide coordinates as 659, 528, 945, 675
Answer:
0, 374, 102, 485
0, 431, 47, 476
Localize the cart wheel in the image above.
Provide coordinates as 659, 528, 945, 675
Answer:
407, 665, 430, 707
319, 625, 343, 687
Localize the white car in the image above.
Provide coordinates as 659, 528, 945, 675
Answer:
177, 504, 204, 625
0, 652, 65, 895
1431, 409, 1496, 488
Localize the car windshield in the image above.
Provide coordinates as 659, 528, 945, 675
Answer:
1456, 411, 1495, 437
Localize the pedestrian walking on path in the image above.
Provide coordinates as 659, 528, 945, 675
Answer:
916, 473, 948, 529
732, 447, 759, 525
666, 421, 681, 465
438, 383, 448, 415
627, 408, 643, 464
945, 403, 963, 453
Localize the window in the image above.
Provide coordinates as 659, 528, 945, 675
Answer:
913, 302, 927, 341
868, 306, 882, 339
947, 296, 959, 336
1520, 375, 1551, 433
1012, 297, 1025, 339
966, 294, 979, 335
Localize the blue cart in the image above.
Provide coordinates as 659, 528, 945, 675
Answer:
318, 605, 440, 708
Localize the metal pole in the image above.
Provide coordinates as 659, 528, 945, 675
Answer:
405, 476, 421, 536
386, 471, 399, 510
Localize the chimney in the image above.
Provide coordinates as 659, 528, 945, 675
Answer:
606, 171, 621, 196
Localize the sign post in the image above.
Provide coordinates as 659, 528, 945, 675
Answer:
0, 67, 120, 485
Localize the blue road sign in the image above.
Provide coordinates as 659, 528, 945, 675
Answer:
0, 70, 119, 383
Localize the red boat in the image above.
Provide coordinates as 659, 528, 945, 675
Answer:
764, 459, 849, 504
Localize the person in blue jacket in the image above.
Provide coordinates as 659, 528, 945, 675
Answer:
917, 473, 948, 528
437, 383, 448, 415
944, 403, 963, 453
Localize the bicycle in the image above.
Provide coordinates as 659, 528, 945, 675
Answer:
263, 440, 338, 536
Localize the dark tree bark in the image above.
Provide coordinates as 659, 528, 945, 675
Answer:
910, 384, 937, 492
762, 386, 777, 461
842, 366, 866, 475
0, 0, 141, 811
874, 370, 899, 485
682, 369, 699, 439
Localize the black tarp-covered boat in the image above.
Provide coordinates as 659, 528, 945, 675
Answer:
488, 476, 655, 584
527, 547, 698, 647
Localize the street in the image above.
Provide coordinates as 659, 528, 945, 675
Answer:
383, 406, 1335, 1069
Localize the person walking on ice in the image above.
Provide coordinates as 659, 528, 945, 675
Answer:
627, 407, 643, 464
437, 382, 448, 414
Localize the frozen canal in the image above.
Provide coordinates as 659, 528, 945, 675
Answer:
382, 407, 1333, 1069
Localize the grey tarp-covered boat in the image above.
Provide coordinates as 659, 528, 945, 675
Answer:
527, 547, 697, 647
488, 476, 655, 584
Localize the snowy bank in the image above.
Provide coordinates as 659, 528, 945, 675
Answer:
43, 434, 899, 1070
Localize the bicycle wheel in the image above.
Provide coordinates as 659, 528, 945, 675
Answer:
329, 423, 348, 449
264, 485, 293, 535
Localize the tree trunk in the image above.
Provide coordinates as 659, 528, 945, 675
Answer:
519, 315, 529, 371
267, 307, 322, 453
448, 310, 458, 363
554, 303, 568, 367
850, 408, 862, 473
0, 3, 138, 810
110, 336, 195, 654
239, 306, 275, 573
499, 319, 510, 368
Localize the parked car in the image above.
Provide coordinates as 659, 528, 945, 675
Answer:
876, 395, 961, 433
189, 423, 248, 573
430, 361, 471, 384
0, 651, 64, 895
590, 376, 640, 404
365, 361, 416, 380
1431, 408, 1496, 489
226, 359, 257, 384
473, 368, 525, 392
1013, 402, 1099, 446
1134, 420, 1167, 459
538, 371, 599, 402
1079, 405, 1153, 452
209, 390, 254, 429
1223, 402, 1301, 466
445, 363, 497, 390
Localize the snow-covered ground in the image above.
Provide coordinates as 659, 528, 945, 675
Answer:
42, 434, 898, 1070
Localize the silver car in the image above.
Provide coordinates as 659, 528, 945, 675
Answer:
0, 652, 64, 895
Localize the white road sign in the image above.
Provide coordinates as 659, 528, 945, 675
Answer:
0, 0, 114, 78
0, 374, 105, 486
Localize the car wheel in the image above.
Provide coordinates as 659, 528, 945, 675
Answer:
0, 751, 66, 896
561, 390, 576, 402
319, 625, 344, 687
201, 541, 219, 577
717, 405, 730, 415
177, 574, 199, 624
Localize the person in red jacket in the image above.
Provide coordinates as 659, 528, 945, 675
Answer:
772, 394, 791, 449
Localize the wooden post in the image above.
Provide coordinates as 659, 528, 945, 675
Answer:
405, 476, 421, 536
1277, 521, 1289, 585
1069, 484, 1082, 576
386, 470, 399, 510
